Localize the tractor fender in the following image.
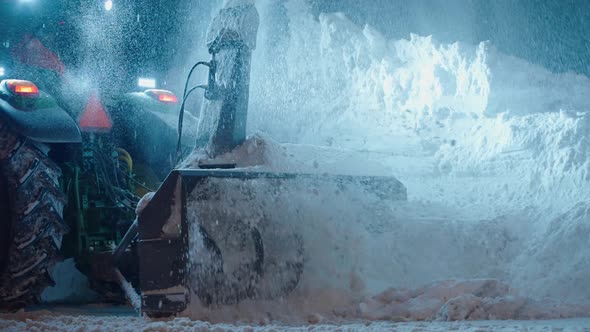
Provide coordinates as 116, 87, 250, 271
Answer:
0, 95, 81, 144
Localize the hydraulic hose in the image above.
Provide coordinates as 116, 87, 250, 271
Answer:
176, 61, 212, 164
175, 84, 207, 164
116, 148, 133, 174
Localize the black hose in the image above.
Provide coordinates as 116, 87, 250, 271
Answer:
182, 62, 210, 99
175, 85, 208, 164
175, 61, 211, 164
97, 154, 122, 206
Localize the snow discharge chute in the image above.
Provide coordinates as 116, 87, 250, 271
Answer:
105, 1, 406, 317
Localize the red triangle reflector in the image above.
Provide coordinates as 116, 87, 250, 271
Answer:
79, 92, 112, 132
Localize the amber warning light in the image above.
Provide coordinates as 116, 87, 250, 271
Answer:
4, 80, 39, 97
144, 89, 178, 103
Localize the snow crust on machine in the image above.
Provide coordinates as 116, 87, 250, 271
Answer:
208, 0, 259, 51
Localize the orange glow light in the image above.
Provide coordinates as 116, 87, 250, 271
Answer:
158, 94, 178, 103
15, 86, 37, 94
5, 80, 39, 96
145, 89, 178, 104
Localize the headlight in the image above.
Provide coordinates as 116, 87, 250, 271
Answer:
138, 77, 156, 89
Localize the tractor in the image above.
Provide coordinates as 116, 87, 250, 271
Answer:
0, 26, 199, 307
0, 73, 199, 308
0, 1, 407, 317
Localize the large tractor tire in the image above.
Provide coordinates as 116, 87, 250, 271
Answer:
0, 120, 69, 311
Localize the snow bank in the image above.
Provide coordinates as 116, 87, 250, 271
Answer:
434, 111, 590, 218
253, 0, 590, 193
250, 0, 590, 227
126, 0, 590, 325
251, 1, 590, 147
246, 0, 590, 307
511, 202, 590, 303
355, 279, 590, 321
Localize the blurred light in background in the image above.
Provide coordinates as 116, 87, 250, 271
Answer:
138, 77, 156, 88
104, 0, 113, 11
0, 67, 5, 77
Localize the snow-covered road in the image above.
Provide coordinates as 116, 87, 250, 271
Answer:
2, 309, 590, 332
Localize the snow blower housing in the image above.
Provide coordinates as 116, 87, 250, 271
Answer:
137, 169, 407, 316
109, 2, 408, 317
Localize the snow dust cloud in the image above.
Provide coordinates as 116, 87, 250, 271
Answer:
182, 0, 590, 322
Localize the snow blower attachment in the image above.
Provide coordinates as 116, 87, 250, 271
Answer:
136, 169, 406, 316
110, 2, 407, 317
